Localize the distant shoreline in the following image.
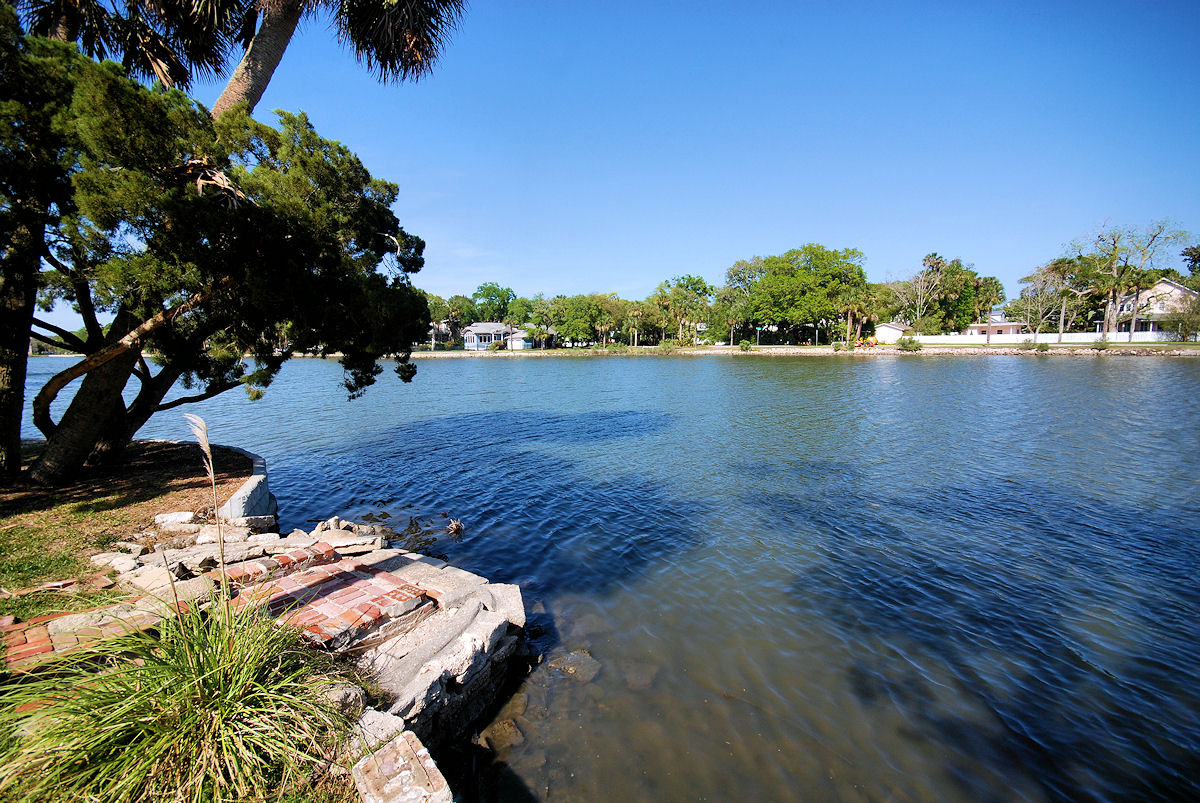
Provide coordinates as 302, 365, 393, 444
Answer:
409, 344, 1200, 358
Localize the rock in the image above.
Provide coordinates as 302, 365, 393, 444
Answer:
114, 541, 149, 557
226, 515, 276, 531
247, 533, 281, 543
321, 533, 380, 549
569, 613, 610, 640
351, 708, 408, 755
479, 718, 525, 753
154, 512, 195, 526
142, 575, 215, 605
124, 563, 190, 594
353, 731, 451, 803
157, 522, 202, 535
89, 552, 124, 569
263, 536, 317, 553
325, 683, 366, 719
621, 661, 659, 691
160, 543, 266, 573
547, 651, 601, 683
195, 525, 250, 544
108, 555, 140, 574
483, 583, 525, 629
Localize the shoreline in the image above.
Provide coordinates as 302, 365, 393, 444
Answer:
409, 344, 1200, 358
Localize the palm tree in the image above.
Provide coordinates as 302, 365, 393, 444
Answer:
212, 0, 466, 117
17, 0, 249, 89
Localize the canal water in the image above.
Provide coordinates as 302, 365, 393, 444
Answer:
24, 355, 1200, 801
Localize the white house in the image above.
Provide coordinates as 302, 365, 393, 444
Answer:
874, 322, 908, 344
463, 322, 555, 350
1114, 278, 1197, 334
964, 311, 1027, 338
462, 322, 509, 351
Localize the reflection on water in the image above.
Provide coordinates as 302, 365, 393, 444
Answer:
24, 355, 1200, 800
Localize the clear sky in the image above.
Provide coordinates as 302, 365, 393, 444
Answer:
179, 1, 1200, 305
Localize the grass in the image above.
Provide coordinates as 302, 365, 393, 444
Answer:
0, 598, 356, 802
0, 441, 251, 621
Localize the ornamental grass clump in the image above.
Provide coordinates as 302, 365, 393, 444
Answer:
0, 599, 352, 802
0, 414, 353, 801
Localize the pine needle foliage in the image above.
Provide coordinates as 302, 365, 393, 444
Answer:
0, 600, 352, 802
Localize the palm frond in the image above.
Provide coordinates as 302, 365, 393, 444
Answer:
333, 0, 466, 82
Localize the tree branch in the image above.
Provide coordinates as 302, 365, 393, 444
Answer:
154, 380, 241, 412
31, 318, 88, 352
30, 278, 233, 437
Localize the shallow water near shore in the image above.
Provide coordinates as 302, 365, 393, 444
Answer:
26, 355, 1200, 801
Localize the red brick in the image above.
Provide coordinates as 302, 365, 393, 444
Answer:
355, 603, 382, 620
5, 630, 28, 648
7, 642, 53, 660
275, 554, 295, 568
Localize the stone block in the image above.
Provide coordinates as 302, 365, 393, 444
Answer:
226, 515, 277, 531
351, 708, 408, 755
353, 731, 451, 803
157, 522, 202, 535
114, 541, 149, 557
324, 683, 366, 719
195, 525, 251, 544
483, 583, 525, 629
142, 575, 215, 606
154, 512, 195, 526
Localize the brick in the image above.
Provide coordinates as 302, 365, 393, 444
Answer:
355, 602, 382, 620
5, 631, 27, 648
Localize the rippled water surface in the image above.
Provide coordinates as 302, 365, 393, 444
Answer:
26, 355, 1200, 800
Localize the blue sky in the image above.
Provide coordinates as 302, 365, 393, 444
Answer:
180, 0, 1198, 305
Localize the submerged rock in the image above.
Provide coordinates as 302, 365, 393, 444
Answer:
547, 650, 601, 683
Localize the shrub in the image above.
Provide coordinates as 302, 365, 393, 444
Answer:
832, 342, 842, 352
0, 600, 352, 802
897, 336, 922, 352
1018, 338, 1036, 350
487, 340, 505, 351
738, 340, 752, 352
1092, 338, 1109, 351
657, 339, 679, 354
1036, 342, 1050, 353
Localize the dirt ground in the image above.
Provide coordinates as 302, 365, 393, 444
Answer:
0, 441, 253, 595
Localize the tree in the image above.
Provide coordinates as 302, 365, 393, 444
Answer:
893, 258, 943, 334
471, 282, 514, 322
972, 275, 1006, 345
1073, 221, 1189, 338
1161, 294, 1200, 341
445, 294, 475, 335
1008, 267, 1062, 342
211, 0, 466, 117
0, 9, 79, 478
16, 0, 248, 90
20, 61, 429, 483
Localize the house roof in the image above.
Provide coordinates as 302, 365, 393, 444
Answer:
876, 321, 907, 332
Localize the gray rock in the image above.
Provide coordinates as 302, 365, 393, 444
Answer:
621, 661, 660, 691
108, 555, 140, 574
195, 525, 250, 544
157, 522, 202, 535
142, 575, 215, 605
114, 541, 149, 557
227, 515, 276, 531
154, 511, 195, 526
89, 552, 125, 569
324, 683, 366, 719
547, 651, 601, 683
483, 583, 525, 629
479, 718, 524, 753
351, 708, 408, 755
247, 532, 282, 543
263, 536, 317, 553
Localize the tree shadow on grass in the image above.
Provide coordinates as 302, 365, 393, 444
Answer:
757, 466, 1200, 802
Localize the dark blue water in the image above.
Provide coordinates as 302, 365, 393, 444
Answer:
24, 354, 1200, 800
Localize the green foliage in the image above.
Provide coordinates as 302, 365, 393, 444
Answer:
1036, 342, 1050, 352
657, 339, 679, 353
1018, 338, 1036, 350
472, 282, 515, 322
1092, 338, 1110, 351
1161, 293, 1200, 341
897, 336, 922, 352
486, 340, 504, 351
0, 599, 352, 802
15, 44, 431, 474
738, 339, 752, 351
832, 342, 843, 352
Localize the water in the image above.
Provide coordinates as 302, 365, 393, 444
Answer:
24, 355, 1200, 800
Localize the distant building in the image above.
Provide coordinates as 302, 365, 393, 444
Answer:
463, 322, 556, 350
874, 322, 908, 344
964, 311, 1027, 337
1114, 278, 1198, 334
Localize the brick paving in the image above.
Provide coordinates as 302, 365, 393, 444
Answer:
231, 557, 433, 651
3, 542, 437, 672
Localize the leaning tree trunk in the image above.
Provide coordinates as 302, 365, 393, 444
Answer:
1127, 288, 1142, 343
211, 1, 302, 117
28, 343, 139, 484
0, 229, 41, 481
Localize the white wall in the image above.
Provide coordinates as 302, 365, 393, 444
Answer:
912, 331, 1191, 345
